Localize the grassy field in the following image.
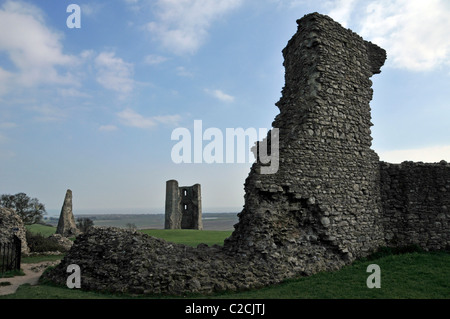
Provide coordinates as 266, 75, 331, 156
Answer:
25, 224, 233, 247
4, 224, 449, 299
26, 223, 57, 237
140, 229, 232, 247
43, 213, 239, 231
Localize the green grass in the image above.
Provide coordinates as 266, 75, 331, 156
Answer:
4, 226, 448, 299
25, 224, 56, 237
212, 251, 450, 299
21, 254, 65, 264
2, 251, 448, 299
139, 229, 233, 247
25, 224, 233, 247
0, 269, 25, 278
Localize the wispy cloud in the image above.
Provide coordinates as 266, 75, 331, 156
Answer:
147, 0, 243, 55
98, 125, 118, 132
144, 54, 168, 65
117, 108, 181, 129
80, 3, 105, 17
324, 0, 358, 28
176, 66, 193, 77
0, 0, 78, 93
325, 0, 450, 71
205, 88, 235, 102
30, 104, 67, 122
57, 88, 91, 98
0, 67, 13, 96
95, 52, 135, 95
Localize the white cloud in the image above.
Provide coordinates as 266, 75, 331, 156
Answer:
0, 67, 13, 95
117, 108, 181, 129
80, 3, 104, 17
205, 88, 235, 102
30, 104, 67, 122
378, 145, 450, 163
147, 0, 243, 55
324, 0, 450, 71
144, 54, 168, 65
152, 114, 182, 126
98, 125, 118, 132
362, 0, 450, 71
176, 66, 193, 77
57, 88, 91, 98
95, 52, 135, 95
0, 1, 78, 91
325, 0, 358, 28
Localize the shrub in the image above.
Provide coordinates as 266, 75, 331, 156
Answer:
25, 230, 65, 253
76, 217, 94, 233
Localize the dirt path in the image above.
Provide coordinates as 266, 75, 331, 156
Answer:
0, 261, 60, 296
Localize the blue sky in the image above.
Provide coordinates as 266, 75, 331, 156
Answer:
0, 0, 449, 215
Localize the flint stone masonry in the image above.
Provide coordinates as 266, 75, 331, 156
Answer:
380, 161, 450, 251
165, 180, 203, 230
44, 227, 279, 295
43, 13, 449, 295
56, 190, 80, 237
224, 11, 387, 270
0, 207, 29, 254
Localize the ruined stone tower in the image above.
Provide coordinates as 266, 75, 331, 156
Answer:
224, 12, 387, 273
56, 189, 79, 237
165, 180, 202, 230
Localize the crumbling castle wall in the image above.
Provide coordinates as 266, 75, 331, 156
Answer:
43, 13, 449, 296
0, 207, 29, 254
224, 12, 387, 274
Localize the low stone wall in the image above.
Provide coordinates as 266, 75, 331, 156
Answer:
380, 161, 450, 251
43, 227, 285, 295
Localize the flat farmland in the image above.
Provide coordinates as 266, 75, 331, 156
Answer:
44, 213, 239, 231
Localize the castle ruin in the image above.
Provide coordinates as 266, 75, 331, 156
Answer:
165, 180, 203, 230
56, 189, 80, 238
44, 13, 449, 295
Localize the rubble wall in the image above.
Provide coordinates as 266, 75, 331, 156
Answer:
224, 12, 387, 274
380, 161, 450, 251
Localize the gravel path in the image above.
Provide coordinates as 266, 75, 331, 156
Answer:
0, 261, 60, 296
